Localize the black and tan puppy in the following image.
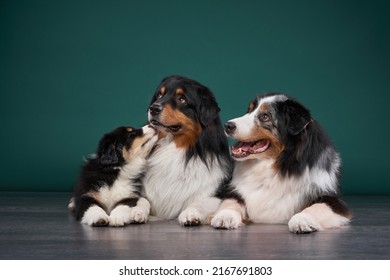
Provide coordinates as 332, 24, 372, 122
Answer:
69, 125, 158, 227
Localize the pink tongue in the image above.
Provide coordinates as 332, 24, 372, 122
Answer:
251, 139, 269, 152
231, 142, 250, 156
231, 140, 269, 156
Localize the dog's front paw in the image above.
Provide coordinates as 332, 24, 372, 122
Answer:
211, 209, 242, 229
109, 205, 133, 227
81, 205, 109, 227
178, 207, 203, 226
288, 212, 321, 233
130, 206, 149, 224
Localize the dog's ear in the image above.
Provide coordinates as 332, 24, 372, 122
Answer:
195, 87, 221, 127
282, 99, 312, 136
97, 132, 122, 166
99, 142, 119, 165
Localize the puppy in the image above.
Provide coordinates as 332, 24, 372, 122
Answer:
144, 75, 232, 226
211, 93, 352, 233
69, 125, 158, 227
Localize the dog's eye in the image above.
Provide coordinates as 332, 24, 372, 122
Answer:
259, 113, 271, 122
157, 93, 163, 99
177, 95, 187, 105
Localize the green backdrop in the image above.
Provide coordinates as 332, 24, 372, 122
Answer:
1, 0, 389, 194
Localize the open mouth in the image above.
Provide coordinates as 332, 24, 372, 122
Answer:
231, 139, 270, 158
150, 120, 182, 133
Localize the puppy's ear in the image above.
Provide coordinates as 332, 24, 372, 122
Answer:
99, 142, 119, 165
283, 99, 312, 135
97, 133, 121, 166
196, 88, 220, 127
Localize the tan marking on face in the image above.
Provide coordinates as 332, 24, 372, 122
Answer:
131, 135, 146, 150
160, 86, 166, 95
260, 104, 269, 111
122, 134, 147, 161
122, 146, 131, 161
160, 104, 201, 148
126, 127, 133, 132
176, 88, 184, 95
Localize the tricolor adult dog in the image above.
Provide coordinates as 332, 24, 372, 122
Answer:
70, 125, 158, 227
145, 75, 232, 225
211, 93, 351, 233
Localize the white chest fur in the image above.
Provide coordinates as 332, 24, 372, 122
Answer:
97, 176, 136, 213
143, 137, 226, 219
96, 157, 146, 213
233, 159, 313, 223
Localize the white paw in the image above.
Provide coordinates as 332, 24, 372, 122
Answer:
81, 205, 109, 226
211, 209, 242, 229
288, 212, 321, 233
130, 206, 149, 223
178, 207, 204, 226
109, 205, 133, 227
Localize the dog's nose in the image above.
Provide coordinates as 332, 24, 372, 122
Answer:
224, 121, 236, 134
149, 103, 163, 116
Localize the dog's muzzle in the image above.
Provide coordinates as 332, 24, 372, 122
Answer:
149, 103, 163, 116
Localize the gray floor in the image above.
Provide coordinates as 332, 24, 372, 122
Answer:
0, 192, 389, 260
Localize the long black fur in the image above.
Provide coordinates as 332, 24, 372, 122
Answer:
275, 97, 336, 178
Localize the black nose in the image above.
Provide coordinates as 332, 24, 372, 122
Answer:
149, 103, 163, 116
224, 121, 236, 134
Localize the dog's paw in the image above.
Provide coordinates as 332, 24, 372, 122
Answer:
109, 205, 133, 227
178, 207, 203, 226
288, 212, 321, 233
81, 205, 109, 227
211, 209, 242, 229
130, 206, 149, 224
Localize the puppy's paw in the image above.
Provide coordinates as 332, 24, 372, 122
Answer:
211, 209, 242, 229
81, 205, 109, 227
288, 212, 321, 233
178, 207, 203, 226
109, 205, 132, 227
